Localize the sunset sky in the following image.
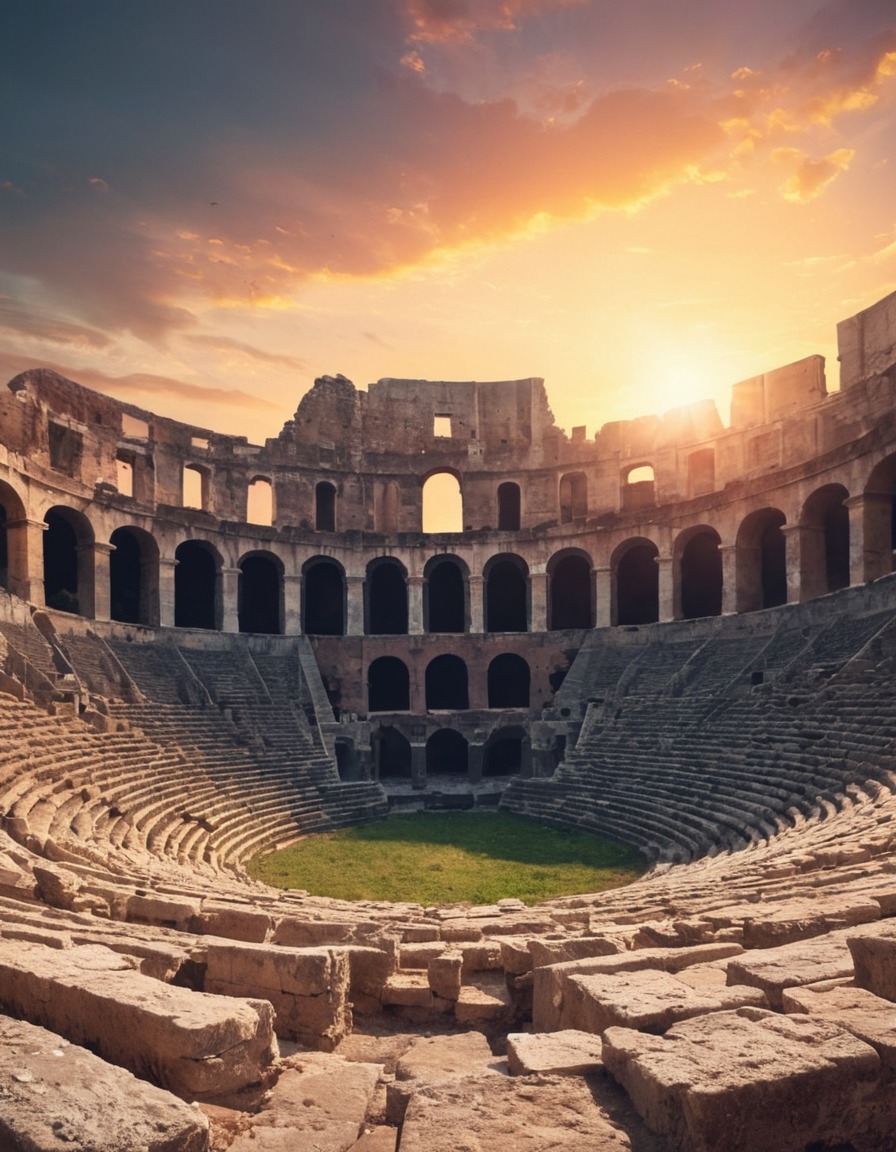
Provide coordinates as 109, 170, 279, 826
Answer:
1, 1, 895, 444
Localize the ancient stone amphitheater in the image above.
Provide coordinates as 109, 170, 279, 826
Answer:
2, 291, 896, 1151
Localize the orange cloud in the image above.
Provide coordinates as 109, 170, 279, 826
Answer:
773, 146, 854, 202
403, 0, 586, 44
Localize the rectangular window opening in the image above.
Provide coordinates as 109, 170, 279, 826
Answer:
433, 414, 452, 438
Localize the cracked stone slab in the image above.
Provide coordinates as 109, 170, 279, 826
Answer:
0, 1014, 209, 1152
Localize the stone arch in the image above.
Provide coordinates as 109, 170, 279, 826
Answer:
425, 654, 469, 710
110, 526, 160, 626
497, 482, 521, 531
315, 481, 337, 532
559, 471, 587, 523
547, 549, 593, 629
374, 725, 412, 779
238, 550, 283, 635
422, 470, 463, 533
482, 725, 527, 777
368, 656, 410, 712
424, 554, 468, 634
247, 476, 273, 527
487, 652, 530, 708
302, 556, 345, 635
426, 728, 468, 776
174, 539, 222, 629
612, 537, 659, 626
799, 484, 850, 600
736, 508, 787, 612
0, 480, 28, 596
484, 553, 529, 632
43, 506, 95, 617
861, 453, 896, 582
365, 557, 408, 635
675, 525, 722, 620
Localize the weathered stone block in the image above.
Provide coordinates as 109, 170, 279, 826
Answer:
203, 939, 350, 1050
0, 1015, 209, 1152
506, 1029, 603, 1076
0, 940, 277, 1099
602, 1008, 881, 1152
427, 951, 462, 1000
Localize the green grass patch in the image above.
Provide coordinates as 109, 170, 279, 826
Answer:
248, 811, 646, 905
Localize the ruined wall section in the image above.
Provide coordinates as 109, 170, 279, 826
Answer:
3, 291, 896, 542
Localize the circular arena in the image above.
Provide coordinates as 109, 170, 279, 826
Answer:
2, 290, 896, 1150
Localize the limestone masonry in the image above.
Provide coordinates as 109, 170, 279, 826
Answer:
1, 289, 896, 1148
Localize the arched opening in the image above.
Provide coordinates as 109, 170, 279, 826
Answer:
422, 471, 463, 533
862, 455, 896, 582
239, 552, 283, 634
110, 526, 160, 626
0, 482, 27, 595
622, 464, 656, 511
425, 654, 469, 710
315, 482, 336, 531
614, 539, 659, 626
497, 482, 521, 531
182, 464, 207, 510
800, 484, 850, 600
365, 558, 408, 635
482, 727, 526, 777
247, 477, 273, 526
736, 508, 787, 612
302, 557, 345, 635
374, 725, 412, 779
174, 540, 220, 629
559, 472, 587, 523
677, 527, 722, 620
487, 653, 530, 708
368, 657, 410, 712
548, 550, 593, 629
484, 554, 528, 632
424, 555, 467, 633
426, 728, 468, 776
43, 507, 94, 616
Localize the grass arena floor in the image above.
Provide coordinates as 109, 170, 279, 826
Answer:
248, 811, 646, 904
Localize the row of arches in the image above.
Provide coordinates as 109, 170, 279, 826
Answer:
367, 652, 530, 713
0, 475, 877, 632
373, 726, 527, 780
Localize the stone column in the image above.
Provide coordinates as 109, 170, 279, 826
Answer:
719, 545, 738, 615
529, 567, 548, 631
467, 742, 484, 784
6, 518, 47, 606
346, 575, 365, 635
220, 566, 241, 633
407, 575, 424, 634
780, 525, 803, 605
845, 492, 886, 586
594, 566, 612, 628
411, 743, 427, 790
159, 558, 178, 627
91, 541, 115, 621
468, 574, 484, 633
283, 573, 302, 635
656, 554, 675, 622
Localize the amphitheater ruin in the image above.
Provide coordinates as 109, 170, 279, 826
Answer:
2, 288, 896, 1149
